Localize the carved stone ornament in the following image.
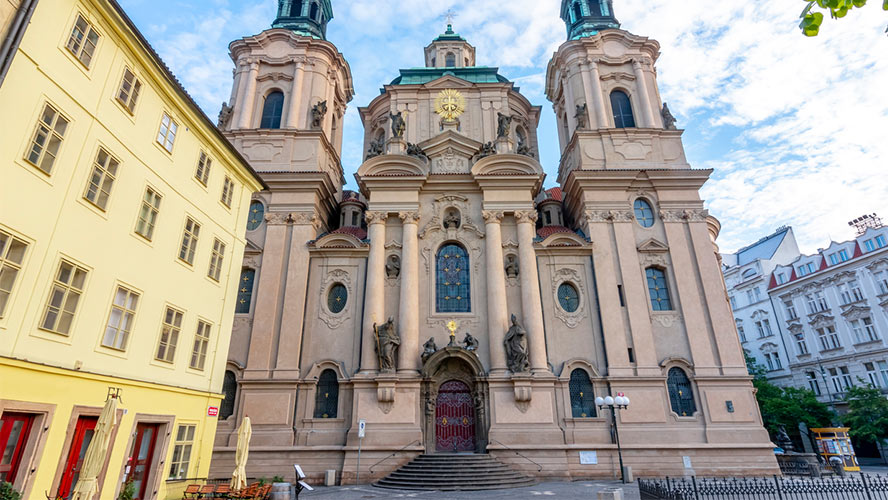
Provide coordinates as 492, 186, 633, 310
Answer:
584, 210, 634, 224
291, 211, 321, 229
575, 103, 588, 130
319, 269, 352, 329
421, 337, 438, 364
365, 211, 388, 225
385, 254, 401, 281
310, 100, 327, 130
406, 142, 429, 161
504, 254, 519, 279
658, 209, 709, 223
419, 195, 484, 240
514, 210, 538, 225
504, 314, 530, 374
399, 211, 421, 225
462, 332, 479, 351
264, 212, 291, 225
808, 313, 835, 330
432, 147, 469, 174
841, 304, 872, 322
496, 112, 513, 139
552, 268, 588, 328
652, 312, 682, 328
217, 102, 233, 128
482, 210, 504, 224
390, 111, 406, 138
661, 102, 677, 130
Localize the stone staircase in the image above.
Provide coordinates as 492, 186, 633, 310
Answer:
374, 453, 537, 491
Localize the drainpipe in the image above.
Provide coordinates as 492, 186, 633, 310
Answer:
0, 0, 40, 87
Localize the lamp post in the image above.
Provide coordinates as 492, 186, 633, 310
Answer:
596, 393, 630, 483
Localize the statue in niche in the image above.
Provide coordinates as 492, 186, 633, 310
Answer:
575, 103, 588, 130
310, 100, 327, 129
390, 111, 406, 138
516, 136, 533, 157
217, 102, 233, 128
505, 255, 519, 278
385, 255, 401, 279
476, 141, 496, 159
366, 137, 384, 159
661, 102, 677, 130
421, 337, 438, 364
406, 142, 428, 161
374, 317, 400, 373
496, 112, 513, 138
462, 332, 479, 351
443, 209, 461, 229
504, 314, 530, 373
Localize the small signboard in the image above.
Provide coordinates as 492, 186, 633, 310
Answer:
579, 451, 598, 465
683, 456, 693, 469
207, 406, 219, 417
358, 419, 366, 438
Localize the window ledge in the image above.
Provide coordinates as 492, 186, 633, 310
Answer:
853, 339, 883, 348
819, 347, 845, 354
563, 417, 606, 423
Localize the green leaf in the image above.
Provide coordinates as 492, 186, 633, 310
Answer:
834, 5, 850, 16
883, 0, 888, 10
852, 0, 867, 7
800, 11, 824, 35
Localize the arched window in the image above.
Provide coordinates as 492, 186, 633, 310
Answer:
445, 52, 456, 68
260, 91, 284, 129
646, 267, 672, 311
236, 269, 255, 314
436, 243, 470, 313
667, 367, 696, 416
588, 0, 602, 16
327, 283, 347, 314
309, 2, 319, 20
741, 268, 757, 280
290, 0, 303, 16
314, 369, 339, 418
220, 370, 237, 420
610, 90, 636, 128
247, 200, 264, 231
558, 283, 580, 312
633, 199, 655, 227
569, 369, 596, 418
573, 2, 583, 21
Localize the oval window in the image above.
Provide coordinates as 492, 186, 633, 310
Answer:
327, 284, 347, 314
634, 199, 655, 228
558, 282, 580, 312
246, 200, 264, 231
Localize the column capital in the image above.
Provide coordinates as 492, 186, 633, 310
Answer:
482, 210, 504, 223
514, 210, 538, 224
290, 211, 321, 229
584, 209, 634, 224
365, 211, 388, 225
658, 209, 709, 223
264, 212, 291, 225
398, 211, 421, 224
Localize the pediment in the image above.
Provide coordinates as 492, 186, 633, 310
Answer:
808, 313, 835, 328
312, 232, 366, 249
637, 238, 669, 253
841, 304, 871, 319
420, 131, 482, 175
539, 232, 588, 248
357, 154, 429, 177
422, 75, 477, 89
244, 238, 263, 254
471, 153, 543, 176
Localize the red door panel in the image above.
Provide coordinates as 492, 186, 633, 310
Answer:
0, 412, 35, 483
126, 423, 159, 500
435, 380, 475, 452
59, 416, 99, 498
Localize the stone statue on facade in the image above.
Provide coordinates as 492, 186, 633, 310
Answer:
443, 209, 461, 229
406, 142, 428, 161
374, 317, 400, 373
217, 102, 233, 128
505, 255, 519, 278
776, 425, 795, 453
516, 136, 533, 157
504, 314, 530, 373
390, 111, 406, 138
421, 337, 438, 364
661, 102, 677, 130
462, 332, 479, 351
476, 141, 496, 159
385, 255, 401, 278
366, 137, 384, 159
575, 103, 588, 130
310, 100, 327, 129
496, 112, 513, 138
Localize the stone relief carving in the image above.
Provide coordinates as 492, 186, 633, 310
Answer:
374, 317, 400, 373
431, 147, 469, 174
366, 137, 384, 159
808, 313, 835, 329
503, 240, 520, 287
399, 211, 421, 225
421, 337, 438, 364
365, 211, 388, 225
575, 103, 588, 130
481, 210, 504, 224
290, 211, 321, 229
505, 254, 519, 279
658, 209, 709, 223
841, 304, 872, 322
514, 210, 538, 225
443, 209, 461, 229
310, 100, 327, 130
406, 142, 429, 161
242, 255, 261, 269
385, 254, 401, 279
462, 332, 479, 351
419, 195, 484, 240
640, 252, 668, 268
584, 210, 634, 224
319, 269, 352, 329
552, 268, 588, 328
504, 314, 530, 373
264, 212, 291, 225
475, 141, 496, 159
652, 312, 682, 328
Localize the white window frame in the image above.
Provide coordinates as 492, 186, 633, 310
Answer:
26, 103, 69, 174
39, 260, 87, 335
156, 112, 178, 153
155, 306, 183, 363
65, 14, 100, 68
116, 67, 142, 114
189, 320, 211, 370
101, 285, 139, 350
207, 238, 225, 282
168, 424, 196, 480
195, 151, 211, 185
0, 230, 28, 319
83, 147, 119, 210
178, 217, 200, 265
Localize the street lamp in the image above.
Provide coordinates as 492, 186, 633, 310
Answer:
596, 393, 630, 483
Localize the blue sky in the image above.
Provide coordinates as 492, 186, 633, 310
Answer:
119, 0, 888, 254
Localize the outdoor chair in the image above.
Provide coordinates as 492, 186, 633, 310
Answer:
213, 484, 231, 498
182, 485, 201, 499
198, 484, 216, 498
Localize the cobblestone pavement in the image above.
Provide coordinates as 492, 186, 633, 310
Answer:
300, 481, 640, 499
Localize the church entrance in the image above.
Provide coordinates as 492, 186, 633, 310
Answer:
435, 380, 475, 452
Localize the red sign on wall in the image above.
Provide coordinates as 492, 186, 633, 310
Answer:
207, 406, 219, 417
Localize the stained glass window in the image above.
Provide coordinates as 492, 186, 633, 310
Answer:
246, 201, 264, 231
436, 244, 470, 313
327, 283, 347, 314
610, 90, 636, 128
260, 91, 284, 129
220, 370, 237, 420
646, 267, 672, 311
314, 369, 339, 418
236, 269, 255, 314
634, 199, 654, 227
569, 369, 596, 418
558, 283, 580, 312
667, 367, 696, 416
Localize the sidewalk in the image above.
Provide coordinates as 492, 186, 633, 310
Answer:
300, 480, 640, 499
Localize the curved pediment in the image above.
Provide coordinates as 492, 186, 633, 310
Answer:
312, 232, 366, 249
471, 153, 543, 176
539, 231, 587, 248
357, 154, 429, 177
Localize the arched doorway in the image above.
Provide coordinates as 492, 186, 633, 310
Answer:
435, 380, 475, 452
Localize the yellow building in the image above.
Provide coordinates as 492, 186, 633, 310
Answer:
0, 0, 265, 498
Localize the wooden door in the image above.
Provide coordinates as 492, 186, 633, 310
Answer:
0, 412, 34, 483
126, 423, 159, 500
435, 380, 475, 452
59, 416, 99, 497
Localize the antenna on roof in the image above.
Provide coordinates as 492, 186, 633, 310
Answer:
848, 213, 883, 236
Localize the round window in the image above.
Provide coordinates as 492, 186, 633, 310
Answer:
633, 199, 655, 228
558, 283, 580, 313
246, 200, 265, 231
327, 284, 347, 314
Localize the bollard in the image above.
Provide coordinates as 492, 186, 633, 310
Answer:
324, 469, 336, 486
621, 465, 633, 483
597, 487, 624, 500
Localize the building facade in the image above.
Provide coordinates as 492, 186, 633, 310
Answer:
0, 1, 264, 499
210, 0, 778, 483
769, 224, 888, 410
722, 227, 801, 386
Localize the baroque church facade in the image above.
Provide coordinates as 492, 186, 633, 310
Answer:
210, 0, 779, 482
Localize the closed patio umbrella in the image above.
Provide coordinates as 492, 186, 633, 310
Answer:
70, 396, 118, 500
231, 416, 252, 490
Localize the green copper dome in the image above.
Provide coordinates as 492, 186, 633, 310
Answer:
561, 0, 620, 40
434, 24, 466, 42
272, 0, 333, 40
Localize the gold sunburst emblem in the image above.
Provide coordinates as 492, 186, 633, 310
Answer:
435, 89, 466, 122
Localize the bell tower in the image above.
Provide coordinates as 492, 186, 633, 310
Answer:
424, 24, 476, 68
272, 0, 332, 39
561, 0, 620, 40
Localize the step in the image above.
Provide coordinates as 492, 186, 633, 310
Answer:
374, 453, 537, 491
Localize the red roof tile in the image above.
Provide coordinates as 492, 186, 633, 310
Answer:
537, 226, 573, 239
332, 226, 367, 240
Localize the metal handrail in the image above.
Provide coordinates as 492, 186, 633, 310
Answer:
489, 439, 543, 472
368, 440, 422, 473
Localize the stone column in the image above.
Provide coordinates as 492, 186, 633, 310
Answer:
632, 59, 657, 128
579, 60, 598, 128
588, 60, 609, 128
236, 60, 260, 130
563, 74, 577, 136
324, 71, 336, 134
360, 211, 387, 373
285, 59, 305, 129
398, 211, 421, 374
515, 211, 548, 373
483, 211, 508, 374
